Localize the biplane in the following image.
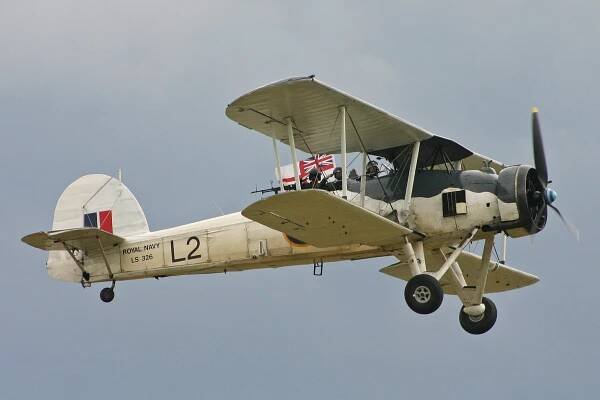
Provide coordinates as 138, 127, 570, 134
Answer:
22, 76, 571, 334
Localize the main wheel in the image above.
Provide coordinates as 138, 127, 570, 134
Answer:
404, 274, 444, 314
100, 287, 115, 303
459, 297, 497, 335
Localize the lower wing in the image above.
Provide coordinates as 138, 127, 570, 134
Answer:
242, 189, 413, 248
380, 249, 539, 294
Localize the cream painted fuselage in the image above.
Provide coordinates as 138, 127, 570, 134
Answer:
49, 167, 536, 284
78, 211, 388, 283
79, 190, 498, 283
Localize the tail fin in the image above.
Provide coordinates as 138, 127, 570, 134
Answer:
52, 174, 148, 236
44, 174, 148, 281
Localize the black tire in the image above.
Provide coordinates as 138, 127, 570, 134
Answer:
404, 274, 444, 314
459, 297, 497, 335
100, 287, 115, 303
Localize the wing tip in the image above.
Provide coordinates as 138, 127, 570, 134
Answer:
21, 231, 51, 250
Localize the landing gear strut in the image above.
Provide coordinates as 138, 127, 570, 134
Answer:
95, 235, 117, 303
100, 281, 116, 303
400, 231, 499, 334
459, 297, 497, 335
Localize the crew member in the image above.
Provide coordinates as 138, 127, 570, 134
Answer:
333, 167, 343, 181
306, 168, 321, 188
365, 160, 380, 178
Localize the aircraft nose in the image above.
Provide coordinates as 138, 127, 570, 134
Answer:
545, 188, 558, 204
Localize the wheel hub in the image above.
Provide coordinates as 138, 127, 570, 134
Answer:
468, 313, 485, 323
413, 285, 431, 304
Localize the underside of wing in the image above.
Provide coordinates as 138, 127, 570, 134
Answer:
380, 250, 539, 294
22, 228, 124, 252
226, 76, 506, 173
242, 189, 413, 248
226, 76, 432, 154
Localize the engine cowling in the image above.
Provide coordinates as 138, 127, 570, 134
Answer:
495, 165, 547, 238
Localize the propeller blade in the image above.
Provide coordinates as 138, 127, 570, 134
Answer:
548, 203, 581, 242
532, 107, 548, 188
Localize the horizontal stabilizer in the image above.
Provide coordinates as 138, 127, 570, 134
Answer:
242, 189, 412, 248
380, 250, 539, 294
22, 228, 124, 252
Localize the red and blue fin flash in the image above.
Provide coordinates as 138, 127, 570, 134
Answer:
83, 210, 113, 233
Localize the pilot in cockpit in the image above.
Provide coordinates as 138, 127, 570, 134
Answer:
365, 160, 380, 178
333, 167, 343, 181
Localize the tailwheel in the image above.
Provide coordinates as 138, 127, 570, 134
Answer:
100, 288, 114, 303
99, 281, 116, 303
404, 274, 444, 314
459, 297, 497, 335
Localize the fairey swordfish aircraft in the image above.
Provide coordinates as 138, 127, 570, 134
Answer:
23, 76, 572, 334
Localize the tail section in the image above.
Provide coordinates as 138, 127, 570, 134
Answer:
29, 174, 149, 282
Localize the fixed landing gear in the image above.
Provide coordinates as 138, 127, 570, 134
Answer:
400, 232, 499, 334
99, 281, 116, 303
404, 274, 444, 314
459, 297, 497, 335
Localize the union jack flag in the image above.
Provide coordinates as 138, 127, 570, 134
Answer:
280, 154, 336, 185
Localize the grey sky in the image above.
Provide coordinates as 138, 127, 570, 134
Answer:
2, 1, 599, 398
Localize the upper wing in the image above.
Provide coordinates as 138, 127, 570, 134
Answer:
22, 228, 124, 252
242, 189, 413, 248
460, 153, 505, 174
380, 249, 539, 294
226, 76, 432, 154
226, 76, 506, 172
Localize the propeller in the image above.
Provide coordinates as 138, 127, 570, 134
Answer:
529, 108, 580, 240
532, 108, 548, 188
